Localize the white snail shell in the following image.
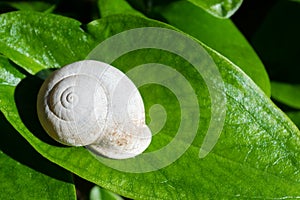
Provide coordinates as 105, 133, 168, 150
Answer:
37, 60, 152, 159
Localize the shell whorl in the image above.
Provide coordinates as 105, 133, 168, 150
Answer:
37, 60, 152, 159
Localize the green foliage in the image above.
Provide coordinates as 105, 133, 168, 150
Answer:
0, 11, 95, 74
0, 150, 75, 200
186, 0, 243, 18
287, 112, 300, 129
0, 56, 75, 200
252, 0, 300, 129
5, 1, 55, 13
158, 0, 271, 96
0, 0, 299, 199
98, 0, 143, 17
271, 82, 300, 109
90, 186, 123, 200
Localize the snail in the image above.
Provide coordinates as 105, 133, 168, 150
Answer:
37, 60, 152, 159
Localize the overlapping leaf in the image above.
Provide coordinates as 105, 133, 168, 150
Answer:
271, 82, 300, 109
90, 186, 124, 200
186, 0, 243, 18
2, 1, 55, 13
0, 11, 95, 74
98, 0, 143, 18
158, 0, 270, 96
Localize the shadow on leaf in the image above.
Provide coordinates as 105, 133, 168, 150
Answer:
14, 74, 64, 147
0, 111, 72, 183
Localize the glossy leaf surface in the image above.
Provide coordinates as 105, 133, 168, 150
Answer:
0, 11, 95, 74
0, 56, 76, 200
0, 11, 299, 199
159, 0, 270, 96
186, 0, 243, 18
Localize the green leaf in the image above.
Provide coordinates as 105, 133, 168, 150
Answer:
0, 11, 95, 75
98, 0, 143, 18
158, 0, 270, 96
0, 150, 76, 200
0, 55, 25, 86
271, 82, 300, 109
90, 186, 123, 200
0, 56, 76, 200
186, 0, 243, 18
5, 1, 56, 13
0, 11, 300, 199
287, 111, 300, 129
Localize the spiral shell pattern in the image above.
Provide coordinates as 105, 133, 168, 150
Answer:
37, 60, 151, 159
